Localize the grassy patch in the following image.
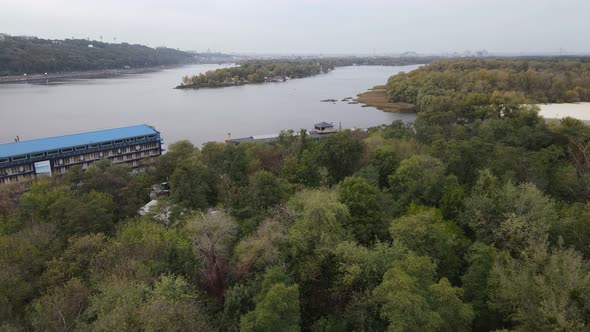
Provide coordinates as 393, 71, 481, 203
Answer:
356, 85, 415, 113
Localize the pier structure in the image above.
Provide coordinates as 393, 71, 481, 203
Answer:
226, 122, 339, 144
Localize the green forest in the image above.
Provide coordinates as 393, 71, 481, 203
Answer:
178, 57, 433, 89
179, 60, 335, 88
0, 35, 195, 76
3, 59, 590, 331
385, 58, 590, 113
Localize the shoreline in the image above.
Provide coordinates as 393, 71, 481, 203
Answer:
176, 71, 329, 90
355, 85, 415, 113
0, 64, 189, 84
537, 102, 590, 122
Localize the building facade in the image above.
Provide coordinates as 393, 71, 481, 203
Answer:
0, 125, 163, 185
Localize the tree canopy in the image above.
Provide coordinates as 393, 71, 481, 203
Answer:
385, 58, 590, 112
3, 58, 590, 331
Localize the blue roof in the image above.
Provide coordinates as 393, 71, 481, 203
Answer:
0, 125, 159, 158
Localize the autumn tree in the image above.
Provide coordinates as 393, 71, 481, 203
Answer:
234, 218, 288, 277
186, 212, 238, 302
29, 278, 89, 331
462, 170, 558, 253
489, 241, 590, 330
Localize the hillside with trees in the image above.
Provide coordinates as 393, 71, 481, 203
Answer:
385, 57, 590, 113
0, 35, 195, 76
2, 79, 590, 330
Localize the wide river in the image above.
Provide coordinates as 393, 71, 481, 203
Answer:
538, 103, 590, 121
0, 64, 419, 146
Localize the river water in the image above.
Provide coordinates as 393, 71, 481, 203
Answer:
0, 64, 418, 146
537, 103, 590, 121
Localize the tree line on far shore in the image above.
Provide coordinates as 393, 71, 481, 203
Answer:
0, 35, 195, 76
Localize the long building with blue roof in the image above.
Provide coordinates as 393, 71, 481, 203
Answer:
0, 125, 163, 184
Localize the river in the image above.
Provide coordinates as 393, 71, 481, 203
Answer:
0, 64, 419, 146
537, 103, 590, 121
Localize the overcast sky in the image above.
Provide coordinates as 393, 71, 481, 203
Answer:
2, 0, 589, 55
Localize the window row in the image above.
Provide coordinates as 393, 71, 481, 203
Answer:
0, 173, 35, 185
0, 136, 159, 163
53, 144, 160, 166
0, 164, 34, 176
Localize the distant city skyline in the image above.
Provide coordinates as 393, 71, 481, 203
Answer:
2, 0, 589, 55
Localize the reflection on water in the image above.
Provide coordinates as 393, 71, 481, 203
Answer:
0, 64, 417, 146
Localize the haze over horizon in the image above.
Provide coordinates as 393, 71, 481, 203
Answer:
2, 0, 590, 55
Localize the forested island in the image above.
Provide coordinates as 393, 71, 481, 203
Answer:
178, 59, 335, 89
177, 57, 435, 89
3, 64, 590, 330
0, 34, 195, 76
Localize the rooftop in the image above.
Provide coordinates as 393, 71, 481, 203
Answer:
315, 121, 334, 128
0, 125, 159, 158
227, 133, 279, 144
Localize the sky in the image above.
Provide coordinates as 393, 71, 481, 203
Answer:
2, 0, 589, 55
